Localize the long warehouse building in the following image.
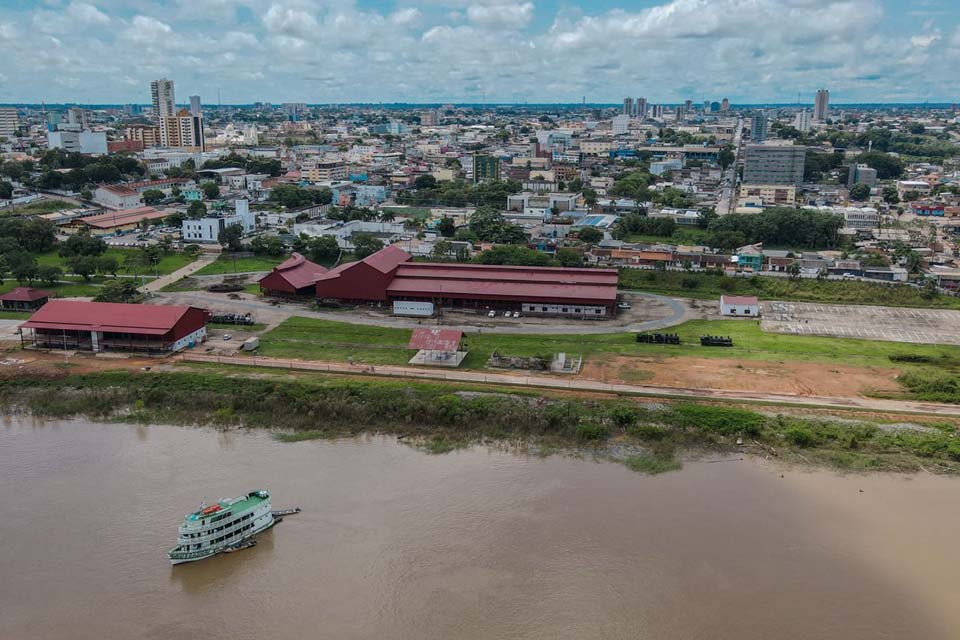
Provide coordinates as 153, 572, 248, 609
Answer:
20, 300, 210, 353
312, 245, 619, 317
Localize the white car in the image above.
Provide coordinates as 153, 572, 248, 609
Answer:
223, 334, 233, 341
487, 310, 496, 318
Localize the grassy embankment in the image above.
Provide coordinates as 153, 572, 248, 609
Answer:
1, 369, 957, 474
35, 248, 194, 276
256, 316, 960, 373
619, 268, 960, 310
0, 278, 104, 297
193, 255, 285, 276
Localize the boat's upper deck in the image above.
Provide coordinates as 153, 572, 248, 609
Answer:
185, 491, 269, 524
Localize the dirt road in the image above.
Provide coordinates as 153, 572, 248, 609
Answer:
179, 353, 960, 417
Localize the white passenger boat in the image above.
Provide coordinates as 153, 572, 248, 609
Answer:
168, 490, 275, 565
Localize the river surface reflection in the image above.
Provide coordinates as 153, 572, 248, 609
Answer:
2, 416, 959, 639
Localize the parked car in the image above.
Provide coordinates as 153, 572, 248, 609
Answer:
617, 301, 632, 310
223, 334, 233, 341
487, 310, 496, 318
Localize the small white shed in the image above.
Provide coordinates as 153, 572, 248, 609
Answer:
720, 295, 760, 317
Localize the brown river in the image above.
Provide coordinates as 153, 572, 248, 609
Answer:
2, 416, 960, 639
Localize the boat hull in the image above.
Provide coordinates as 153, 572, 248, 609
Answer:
168, 517, 276, 565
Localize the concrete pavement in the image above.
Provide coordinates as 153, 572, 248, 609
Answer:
141, 254, 218, 293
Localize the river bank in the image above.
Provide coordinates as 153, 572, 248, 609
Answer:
2, 368, 959, 474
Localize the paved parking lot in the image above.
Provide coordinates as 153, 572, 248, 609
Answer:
761, 301, 960, 345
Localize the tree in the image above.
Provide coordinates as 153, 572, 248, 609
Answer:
305, 235, 340, 264
436, 216, 456, 237
187, 201, 207, 218
882, 186, 900, 205
849, 183, 871, 201
0, 181, 12, 200
787, 262, 802, 280
217, 223, 245, 252
432, 240, 454, 260
7, 251, 38, 285
718, 146, 735, 169
475, 245, 551, 266
582, 187, 598, 207
67, 255, 98, 282
97, 255, 120, 277
202, 181, 220, 200
165, 211, 187, 227
556, 248, 584, 267
142, 189, 165, 205
378, 209, 396, 223
468, 206, 526, 244
854, 151, 904, 180
352, 233, 384, 259
59, 231, 106, 258
577, 227, 603, 243
93, 280, 143, 303
414, 174, 437, 189
37, 265, 62, 286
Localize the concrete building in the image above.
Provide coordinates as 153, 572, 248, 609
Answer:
623, 97, 633, 117
124, 124, 161, 148
302, 158, 346, 182
720, 295, 760, 317
814, 89, 830, 121
637, 97, 647, 119
794, 109, 811, 132
743, 142, 806, 186
750, 111, 768, 143
151, 78, 176, 120
189, 95, 202, 117
612, 114, 630, 135
737, 184, 797, 208
159, 109, 205, 151
0, 107, 18, 137
93, 185, 144, 210
47, 127, 107, 155
847, 164, 878, 188
472, 154, 501, 183
181, 199, 255, 243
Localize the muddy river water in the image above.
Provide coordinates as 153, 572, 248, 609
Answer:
2, 416, 959, 639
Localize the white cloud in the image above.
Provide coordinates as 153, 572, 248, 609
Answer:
66, 2, 110, 25
467, 2, 534, 29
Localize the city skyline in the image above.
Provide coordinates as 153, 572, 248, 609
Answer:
0, 0, 958, 104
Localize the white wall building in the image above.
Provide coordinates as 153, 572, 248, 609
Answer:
181, 200, 255, 243
720, 295, 760, 317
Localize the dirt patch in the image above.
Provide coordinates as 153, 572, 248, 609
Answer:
0, 347, 166, 380
581, 354, 902, 398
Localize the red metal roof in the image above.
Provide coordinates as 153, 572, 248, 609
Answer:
408, 328, 463, 351
0, 287, 52, 302
362, 244, 411, 273
720, 295, 759, 306
395, 262, 618, 285
21, 300, 203, 335
388, 278, 617, 304
262, 253, 328, 290
82, 207, 165, 229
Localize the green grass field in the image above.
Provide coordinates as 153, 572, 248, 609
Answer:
257, 316, 960, 371
34, 248, 194, 276
623, 227, 710, 245
193, 255, 285, 276
0, 309, 32, 319
1, 199, 79, 216
619, 269, 960, 310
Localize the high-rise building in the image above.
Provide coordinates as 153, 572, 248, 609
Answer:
743, 142, 806, 186
189, 95, 202, 117
750, 111, 768, 143
472, 154, 501, 183
721, 98, 730, 112
0, 107, 19, 137
123, 124, 161, 148
623, 97, 633, 117
66, 106, 91, 129
794, 109, 811, 132
814, 89, 830, 121
636, 97, 647, 119
151, 78, 176, 121
847, 163, 877, 188
159, 109, 205, 151
612, 114, 630, 135
685, 99, 693, 113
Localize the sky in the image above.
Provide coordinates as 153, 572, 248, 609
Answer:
0, 0, 958, 105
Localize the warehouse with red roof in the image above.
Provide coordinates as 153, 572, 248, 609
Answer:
258, 253, 329, 297
20, 300, 210, 353
314, 245, 619, 317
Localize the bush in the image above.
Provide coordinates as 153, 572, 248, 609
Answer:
628, 424, 668, 440
623, 453, 682, 474
609, 406, 638, 428
681, 276, 699, 290
576, 422, 609, 441
785, 426, 816, 447
668, 404, 765, 436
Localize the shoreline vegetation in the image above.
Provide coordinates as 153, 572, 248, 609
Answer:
3, 369, 960, 475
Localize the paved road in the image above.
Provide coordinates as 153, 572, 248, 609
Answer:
141, 255, 218, 293
181, 353, 960, 417
154, 290, 691, 335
